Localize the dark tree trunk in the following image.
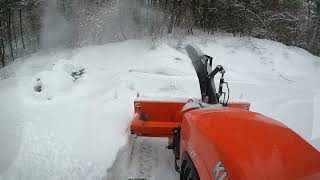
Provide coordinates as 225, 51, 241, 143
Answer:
7, 9, 14, 61
167, 0, 178, 34
12, 12, 18, 54
164, 0, 168, 11
20, 9, 25, 49
0, 21, 5, 67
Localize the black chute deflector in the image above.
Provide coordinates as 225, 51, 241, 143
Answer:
186, 45, 218, 104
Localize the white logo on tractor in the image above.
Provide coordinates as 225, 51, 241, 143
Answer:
213, 161, 229, 180
187, 141, 196, 159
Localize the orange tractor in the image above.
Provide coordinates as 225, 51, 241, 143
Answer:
130, 45, 320, 180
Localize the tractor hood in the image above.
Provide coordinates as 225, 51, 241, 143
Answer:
183, 107, 320, 180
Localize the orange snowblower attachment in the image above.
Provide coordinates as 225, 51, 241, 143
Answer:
130, 99, 250, 137
130, 100, 185, 137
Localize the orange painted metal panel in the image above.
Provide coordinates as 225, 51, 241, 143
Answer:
181, 107, 320, 180
228, 102, 251, 110
134, 100, 186, 122
130, 100, 186, 137
130, 114, 181, 137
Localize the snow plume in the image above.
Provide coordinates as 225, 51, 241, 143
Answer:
40, 0, 72, 49
70, 0, 165, 46
116, 0, 165, 40
40, 0, 165, 48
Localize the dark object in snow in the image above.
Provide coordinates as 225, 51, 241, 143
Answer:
34, 83, 42, 92
34, 78, 42, 92
71, 68, 85, 81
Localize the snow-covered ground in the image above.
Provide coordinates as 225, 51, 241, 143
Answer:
0, 34, 319, 180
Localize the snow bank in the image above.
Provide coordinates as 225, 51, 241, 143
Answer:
0, 80, 23, 175
0, 36, 319, 179
0, 40, 197, 179
197, 35, 320, 142
312, 94, 320, 148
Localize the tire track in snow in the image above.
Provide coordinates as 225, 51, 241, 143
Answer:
106, 137, 179, 180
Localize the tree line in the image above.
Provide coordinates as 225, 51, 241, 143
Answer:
0, 0, 42, 68
134, 0, 320, 55
0, 0, 319, 68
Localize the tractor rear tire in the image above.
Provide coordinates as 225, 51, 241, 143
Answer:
180, 153, 200, 180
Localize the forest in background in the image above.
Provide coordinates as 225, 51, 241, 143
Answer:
0, 0, 319, 68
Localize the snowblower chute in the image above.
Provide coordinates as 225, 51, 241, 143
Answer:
129, 45, 320, 180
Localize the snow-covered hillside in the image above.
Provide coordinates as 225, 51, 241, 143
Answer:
0, 34, 319, 180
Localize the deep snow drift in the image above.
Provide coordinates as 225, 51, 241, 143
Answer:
0, 34, 319, 179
